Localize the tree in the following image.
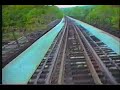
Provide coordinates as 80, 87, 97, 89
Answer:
12, 28, 20, 47
2, 5, 63, 42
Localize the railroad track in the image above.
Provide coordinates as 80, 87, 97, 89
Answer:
28, 19, 67, 85
75, 24, 120, 84
28, 17, 120, 85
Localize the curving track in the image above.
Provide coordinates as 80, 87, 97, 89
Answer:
28, 17, 120, 85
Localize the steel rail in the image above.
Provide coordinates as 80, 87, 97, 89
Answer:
74, 24, 118, 84
33, 27, 63, 84
45, 19, 68, 84
58, 19, 68, 84
72, 23, 102, 85
32, 21, 66, 84
81, 29, 120, 71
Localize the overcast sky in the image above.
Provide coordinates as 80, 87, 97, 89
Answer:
55, 5, 87, 8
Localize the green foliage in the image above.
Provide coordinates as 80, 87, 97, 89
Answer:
2, 5, 63, 41
61, 5, 120, 31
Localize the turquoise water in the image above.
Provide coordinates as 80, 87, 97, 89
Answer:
2, 18, 65, 84
69, 16, 120, 55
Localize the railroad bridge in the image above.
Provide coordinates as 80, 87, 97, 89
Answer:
2, 16, 120, 85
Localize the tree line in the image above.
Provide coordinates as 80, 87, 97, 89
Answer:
61, 5, 120, 35
2, 5, 63, 42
